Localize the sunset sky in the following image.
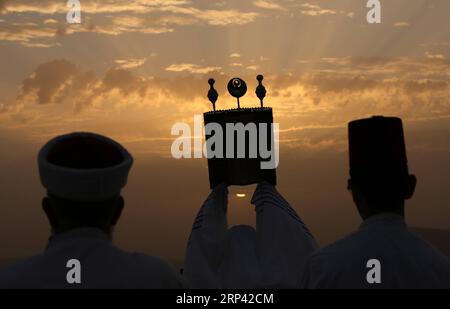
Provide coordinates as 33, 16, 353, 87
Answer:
0, 0, 449, 264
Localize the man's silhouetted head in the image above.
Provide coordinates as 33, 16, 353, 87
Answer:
38, 132, 133, 236
347, 116, 417, 220
42, 195, 124, 236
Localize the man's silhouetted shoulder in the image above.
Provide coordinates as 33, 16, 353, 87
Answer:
301, 214, 450, 289
0, 228, 186, 289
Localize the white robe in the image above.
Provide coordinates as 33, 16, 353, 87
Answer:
0, 228, 185, 289
184, 183, 318, 288
300, 214, 450, 289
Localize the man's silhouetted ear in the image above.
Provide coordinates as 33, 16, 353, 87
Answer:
111, 196, 124, 226
42, 197, 58, 228
404, 174, 417, 200
347, 179, 352, 191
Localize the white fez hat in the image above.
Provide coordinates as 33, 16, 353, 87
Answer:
38, 132, 133, 202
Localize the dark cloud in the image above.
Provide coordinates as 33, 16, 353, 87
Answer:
16, 60, 150, 110
14, 59, 224, 111
102, 68, 148, 97
0, 0, 8, 13
19, 59, 79, 105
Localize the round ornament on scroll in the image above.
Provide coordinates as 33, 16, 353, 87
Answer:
227, 78, 247, 109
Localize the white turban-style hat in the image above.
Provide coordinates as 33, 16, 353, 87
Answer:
38, 132, 133, 202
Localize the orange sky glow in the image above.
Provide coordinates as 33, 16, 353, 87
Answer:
0, 0, 449, 263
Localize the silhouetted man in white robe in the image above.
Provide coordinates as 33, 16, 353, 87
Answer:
184, 182, 317, 288
300, 116, 450, 289
0, 132, 185, 289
